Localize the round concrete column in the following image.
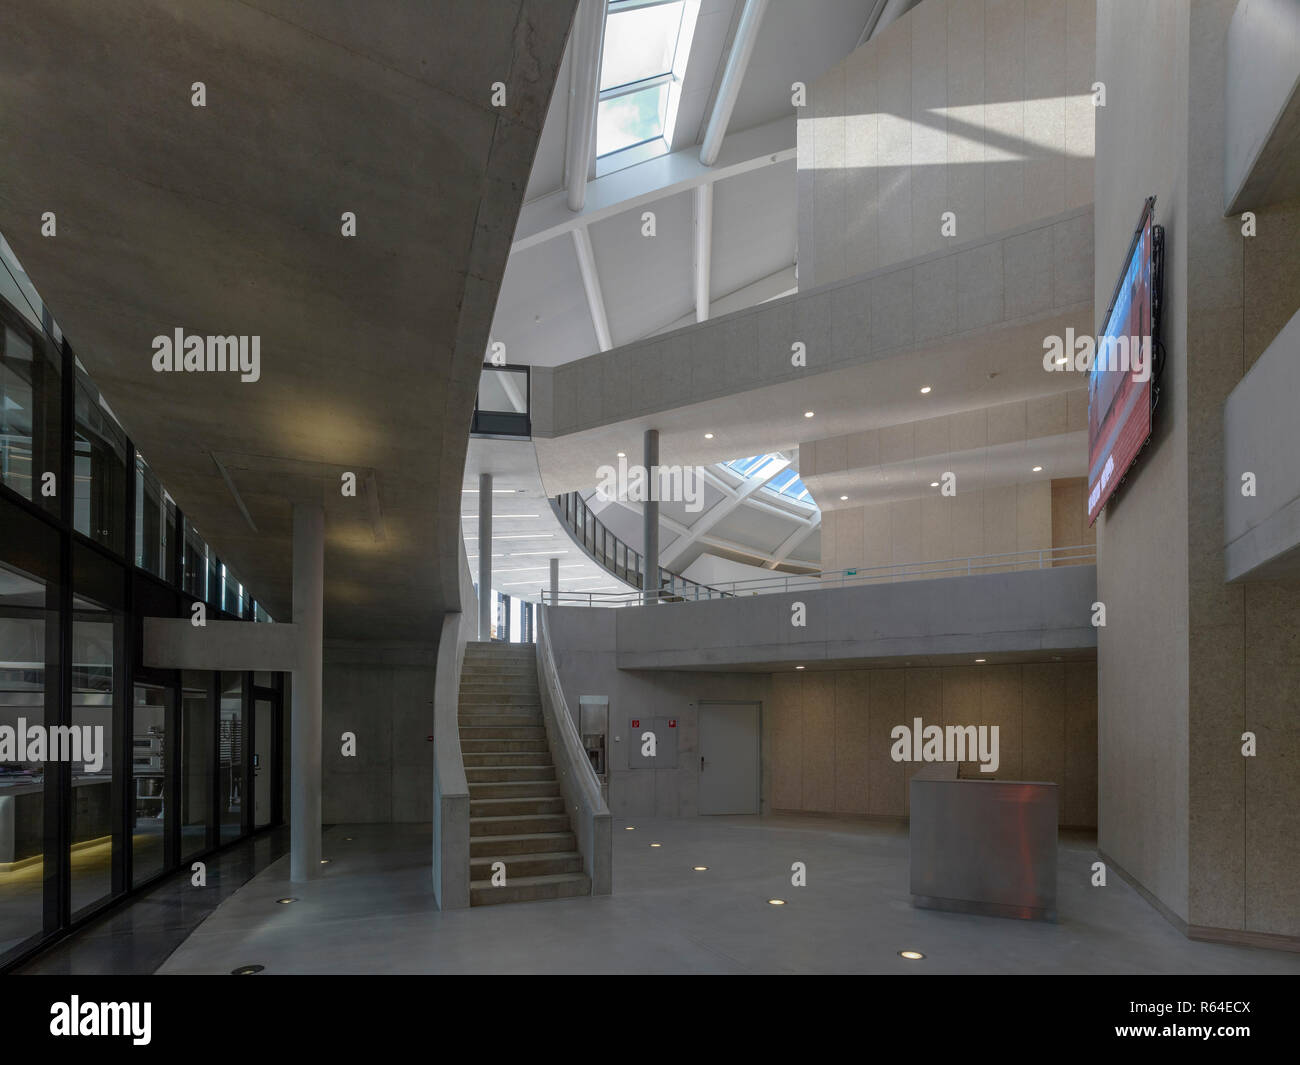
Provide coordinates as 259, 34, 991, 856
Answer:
643, 429, 659, 604
290, 503, 324, 883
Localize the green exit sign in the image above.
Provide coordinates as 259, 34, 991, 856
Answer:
846, 569, 857, 576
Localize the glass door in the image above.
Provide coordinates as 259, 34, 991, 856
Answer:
253, 697, 273, 829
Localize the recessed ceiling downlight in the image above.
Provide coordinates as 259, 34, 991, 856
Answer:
899, 950, 925, 960
920, 386, 932, 394
768, 898, 787, 906
704, 433, 714, 440
1032, 465, 1043, 472
276, 897, 298, 905
693, 866, 708, 872
804, 411, 815, 418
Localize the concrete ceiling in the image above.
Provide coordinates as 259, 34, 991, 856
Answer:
533, 306, 1095, 497
0, 0, 576, 639
653, 645, 1098, 673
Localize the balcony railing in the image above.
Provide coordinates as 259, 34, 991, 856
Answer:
542, 543, 1098, 607
551, 491, 731, 603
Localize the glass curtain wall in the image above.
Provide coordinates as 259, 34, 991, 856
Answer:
0, 231, 284, 971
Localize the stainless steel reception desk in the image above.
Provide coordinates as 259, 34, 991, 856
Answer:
909, 762, 1058, 922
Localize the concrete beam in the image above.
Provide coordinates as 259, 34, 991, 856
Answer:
613, 565, 1099, 670
142, 618, 301, 671
1224, 0, 1300, 213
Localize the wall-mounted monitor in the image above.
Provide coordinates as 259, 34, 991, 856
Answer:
1087, 196, 1164, 525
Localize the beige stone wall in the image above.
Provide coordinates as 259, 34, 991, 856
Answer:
1050, 476, 1095, 561
1096, 0, 1300, 940
799, 0, 1096, 289
767, 662, 1097, 827
821, 481, 1052, 576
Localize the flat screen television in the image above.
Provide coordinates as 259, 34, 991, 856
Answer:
1087, 196, 1164, 525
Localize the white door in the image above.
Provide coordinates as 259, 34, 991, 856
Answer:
698, 703, 760, 815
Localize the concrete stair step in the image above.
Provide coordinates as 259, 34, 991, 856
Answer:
469, 812, 571, 835
465, 749, 551, 764
461, 670, 537, 679
459, 738, 549, 753
460, 686, 539, 696
460, 692, 540, 705
469, 851, 584, 880
465, 764, 556, 783
458, 716, 543, 729
470, 872, 590, 906
470, 795, 566, 816
458, 725, 546, 740
470, 830, 576, 857
459, 706, 541, 717
468, 780, 561, 799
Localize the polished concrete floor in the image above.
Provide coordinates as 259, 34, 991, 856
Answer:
15, 827, 288, 974
157, 817, 1300, 975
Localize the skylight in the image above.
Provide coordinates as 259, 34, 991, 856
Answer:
596, 0, 692, 164
723, 455, 819, 509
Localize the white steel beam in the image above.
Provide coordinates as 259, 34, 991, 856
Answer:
571, 226, 613, 352
514, 117, 795, 253
564, 0, 607, 211
699, 0, 770, 166
693, 183, 713, 323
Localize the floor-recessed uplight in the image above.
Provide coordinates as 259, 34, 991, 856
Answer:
804, 410, 815, 418
704, 433, 714, 440
975, 658, 986, 663
899, 950, 925, 960
1032, 465, 1043, 472
693, 866, 708, 872
231, 964, 265, 975
920, 386, 932, 394
276, 897, 298, 905
795, 665, 806, 670
768, 898, 787, 906
650, 842, 662, 848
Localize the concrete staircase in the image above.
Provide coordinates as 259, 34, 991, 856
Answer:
460, 641, 590, 906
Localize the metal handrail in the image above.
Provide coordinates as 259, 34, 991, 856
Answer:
542, 543, 1098, 607
549, 491, 732, 602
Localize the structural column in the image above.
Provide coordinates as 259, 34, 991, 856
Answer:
642, 429, 659, 604
549, 556, 560, 604
478, 473, 492, 640
290, 503, 323, 883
